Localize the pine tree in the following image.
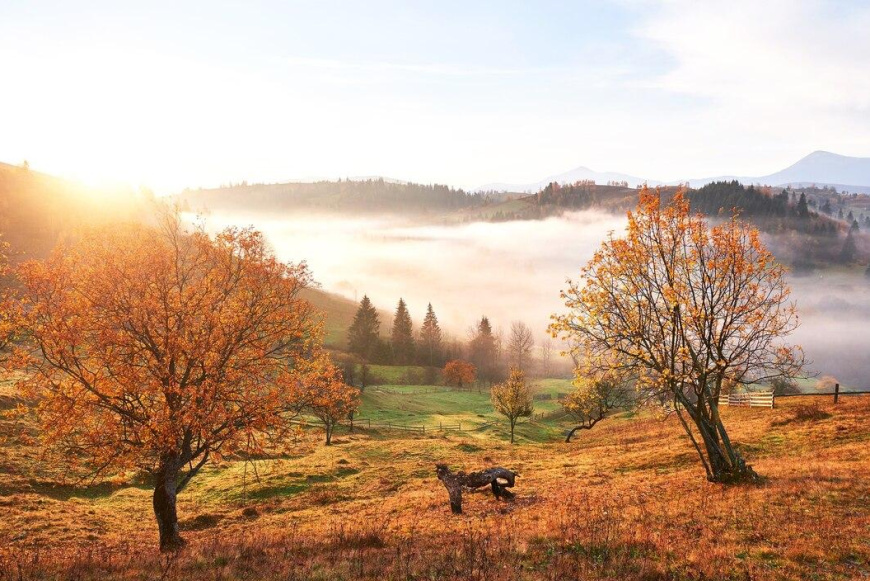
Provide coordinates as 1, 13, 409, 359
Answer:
348, 295, 380, 361
419, 303, 443, 366
390, 298, 415, 365
796, 193, 809, 218
839, 222, 859, 264
470, 315, 498, 384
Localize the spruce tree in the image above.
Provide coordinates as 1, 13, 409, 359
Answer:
470, 315, 498, 384
796, 193, 809, 218
419, 303, 443, 366
390, 298, 415, 365
839, 222, 859, 264
348, 295, 380, 361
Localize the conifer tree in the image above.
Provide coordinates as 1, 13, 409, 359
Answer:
839, 221, 859, 264
796, 193, 809, 218
470, 315, 498, 384
348, 295, 380, 361
390, 298, 415, 365
419, 302, 443, 366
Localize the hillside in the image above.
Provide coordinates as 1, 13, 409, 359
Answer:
1, 387, 868, 580
0, 162, 144, 263
302, 288, 393, 349
177, 179, 505, 216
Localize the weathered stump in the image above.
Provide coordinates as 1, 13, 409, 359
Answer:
435, 464, 517, 514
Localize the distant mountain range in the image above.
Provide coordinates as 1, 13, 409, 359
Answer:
476, 151, 870, 194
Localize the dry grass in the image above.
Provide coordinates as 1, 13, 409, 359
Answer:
1, 395, 869, 580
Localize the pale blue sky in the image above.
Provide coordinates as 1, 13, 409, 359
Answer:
2, 1, 869, 192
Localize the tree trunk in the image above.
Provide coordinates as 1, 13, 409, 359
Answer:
325, 422, 333, 445
565, 426, 581, 443
153, 464, 184, 552
683, 398, 757, 483
509, 419, 515, 444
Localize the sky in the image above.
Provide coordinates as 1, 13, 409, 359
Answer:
2, 0, 870, 193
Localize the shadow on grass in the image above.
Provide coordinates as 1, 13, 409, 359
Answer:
28, 479, 151, 501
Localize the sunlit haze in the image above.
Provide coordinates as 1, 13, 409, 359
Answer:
3, 1, 870, 193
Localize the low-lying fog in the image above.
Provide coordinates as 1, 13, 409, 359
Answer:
197, 211, 870, 389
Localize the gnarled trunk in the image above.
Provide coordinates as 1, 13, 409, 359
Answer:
677, 393, 757, 483
153, 463, 184, 551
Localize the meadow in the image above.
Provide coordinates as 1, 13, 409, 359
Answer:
2, 374, 869, 580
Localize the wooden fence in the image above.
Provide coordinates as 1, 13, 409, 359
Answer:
345, 418, 465, 434
717, 391, 775, 408
720, 384, 870, 408
290, 417, 468, 435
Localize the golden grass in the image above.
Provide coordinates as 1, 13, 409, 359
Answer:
1, 396, 869, 580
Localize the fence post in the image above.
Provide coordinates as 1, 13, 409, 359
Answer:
834, 383, 840, 404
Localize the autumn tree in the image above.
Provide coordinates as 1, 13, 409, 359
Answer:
419, 302, 443, 366
348, 295, 381, 361
0, 237, 16, 360
306, 365, 360, 445
490, 367, 534, 444
507, 321, 535, 371
14, 211, 333, 551
390, 298, 415, 365
443, 359, 476, 388
562, 372, 634, 443
540, 338, 554, 377
551, 188, 803, 482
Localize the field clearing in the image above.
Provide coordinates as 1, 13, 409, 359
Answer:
357, 380, 573, 441
1, 391, 869, 579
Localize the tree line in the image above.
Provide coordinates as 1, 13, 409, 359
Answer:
180, 178, 501, 215
345, 296, 552, 385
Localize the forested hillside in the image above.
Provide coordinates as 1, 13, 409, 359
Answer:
179, 178, 507, 215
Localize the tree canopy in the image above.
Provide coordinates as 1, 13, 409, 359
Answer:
14, 210, 334, 550
490, 367, 534, 444
551, 188, 803, 482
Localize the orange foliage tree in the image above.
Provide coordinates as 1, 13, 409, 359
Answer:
14, 211, 332, 550
551, 188, 803, 482
0, 236, 16, 359
443, 359, 476, 388
306, 365, 360, 445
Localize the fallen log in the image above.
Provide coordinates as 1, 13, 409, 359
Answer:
435, 464, 517, 514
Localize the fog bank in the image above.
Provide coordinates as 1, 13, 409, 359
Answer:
199, 211, 870, 388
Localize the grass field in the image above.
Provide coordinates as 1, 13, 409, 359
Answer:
1, 378, 869, 579
357, 379, 574, 441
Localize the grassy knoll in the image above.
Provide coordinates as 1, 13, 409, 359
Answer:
1, 390, 869, 579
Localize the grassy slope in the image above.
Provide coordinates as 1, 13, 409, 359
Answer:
2, 391, 869, 580
301, 288, 394, 350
